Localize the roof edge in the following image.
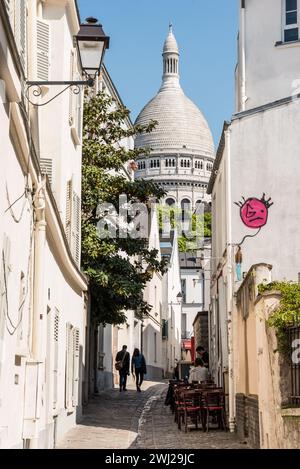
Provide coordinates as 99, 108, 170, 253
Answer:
207, 121, 230, 195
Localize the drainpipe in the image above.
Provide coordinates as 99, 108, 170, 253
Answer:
240, 0, 247, 111
30, 179, 47, 449
225, 128, 235, 433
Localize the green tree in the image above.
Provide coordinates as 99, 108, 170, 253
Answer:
157, 206, 212, 252
81, 92, 167, 325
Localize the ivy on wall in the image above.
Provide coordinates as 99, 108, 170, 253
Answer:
258, 281, 300, 356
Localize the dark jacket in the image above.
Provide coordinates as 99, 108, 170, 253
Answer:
116, 350, 130, 373
131, 354, 147, 375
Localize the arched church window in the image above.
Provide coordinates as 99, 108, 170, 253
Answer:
166, 198, 175, 207
172, 159, 176, 167
181, 198, 191, 222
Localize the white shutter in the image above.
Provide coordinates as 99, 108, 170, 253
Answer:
5, 0, 14, 28
40, 158, 53, 186
71, 192, 81, 266
15, 0, 27, 73
37, 19, 50, 81
72, 328, 80, 407
65, 323, 74, 410
65, 180, 73, 244
53, 310, 59, 411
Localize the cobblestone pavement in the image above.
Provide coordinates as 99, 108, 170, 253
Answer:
58, 380, 249, 450
133, 385, 249, 450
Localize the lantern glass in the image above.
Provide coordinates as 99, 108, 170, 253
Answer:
78, 40, 105, 76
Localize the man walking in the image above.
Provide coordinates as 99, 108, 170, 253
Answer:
115, 345, 130, 392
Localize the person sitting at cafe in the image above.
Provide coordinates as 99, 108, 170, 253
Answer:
196, 345, 209, 368
189, 358, 209, 383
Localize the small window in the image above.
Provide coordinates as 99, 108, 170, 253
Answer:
285, 27, 299, 41
286, 0, 297, 24
284, 0, 299, 42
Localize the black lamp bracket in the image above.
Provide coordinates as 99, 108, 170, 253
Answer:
25, 78, 94, 107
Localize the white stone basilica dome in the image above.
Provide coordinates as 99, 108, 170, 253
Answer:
135, 27, 214, 157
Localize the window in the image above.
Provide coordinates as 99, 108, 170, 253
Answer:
181, 314, 187, 339
162, 319, 168, 339
181, 279, 187, 304
65, 323, 80, 411
181, 198, 191, 222
284, 0, 299, 42
166, 198, 175, 206
53, 309, 59, 411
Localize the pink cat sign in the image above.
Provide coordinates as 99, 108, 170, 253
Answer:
235, 194, 273, 229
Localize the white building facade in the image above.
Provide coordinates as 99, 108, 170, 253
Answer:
160, 232, 182, 378
0, 0, 88, 449
209, 0, 300, 433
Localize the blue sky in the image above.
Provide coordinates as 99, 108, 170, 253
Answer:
77, 0, 238, 147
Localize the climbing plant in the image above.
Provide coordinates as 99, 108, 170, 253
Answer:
258, 281, 300, 356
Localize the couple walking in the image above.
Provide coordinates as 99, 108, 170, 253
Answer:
115, 346, 147, 392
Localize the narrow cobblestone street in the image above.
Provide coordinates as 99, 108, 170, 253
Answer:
58, 381, 249, 450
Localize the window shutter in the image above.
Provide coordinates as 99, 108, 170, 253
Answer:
5, 0, 14, 29
37, 19, 50, 81
65, 180, 73, 244
65, 323, 74, 410
71, 192, 81, 267
53, 310, 59, 411
40, 158, 53, 186
15, 0, 27, 73
72, 328, 80, 407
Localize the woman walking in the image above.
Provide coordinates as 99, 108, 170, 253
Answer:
131, 348, 147, 392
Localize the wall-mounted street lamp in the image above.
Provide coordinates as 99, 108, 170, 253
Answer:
25, 17, 110, 107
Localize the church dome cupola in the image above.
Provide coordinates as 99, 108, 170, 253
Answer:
162, 23, 180, 87
134, 25, 215, 210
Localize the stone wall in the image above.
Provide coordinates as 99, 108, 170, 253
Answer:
246, 395, 260, 449
235, 266, 300, 448
236, 394, 260, 448
236, 394, 247, 439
